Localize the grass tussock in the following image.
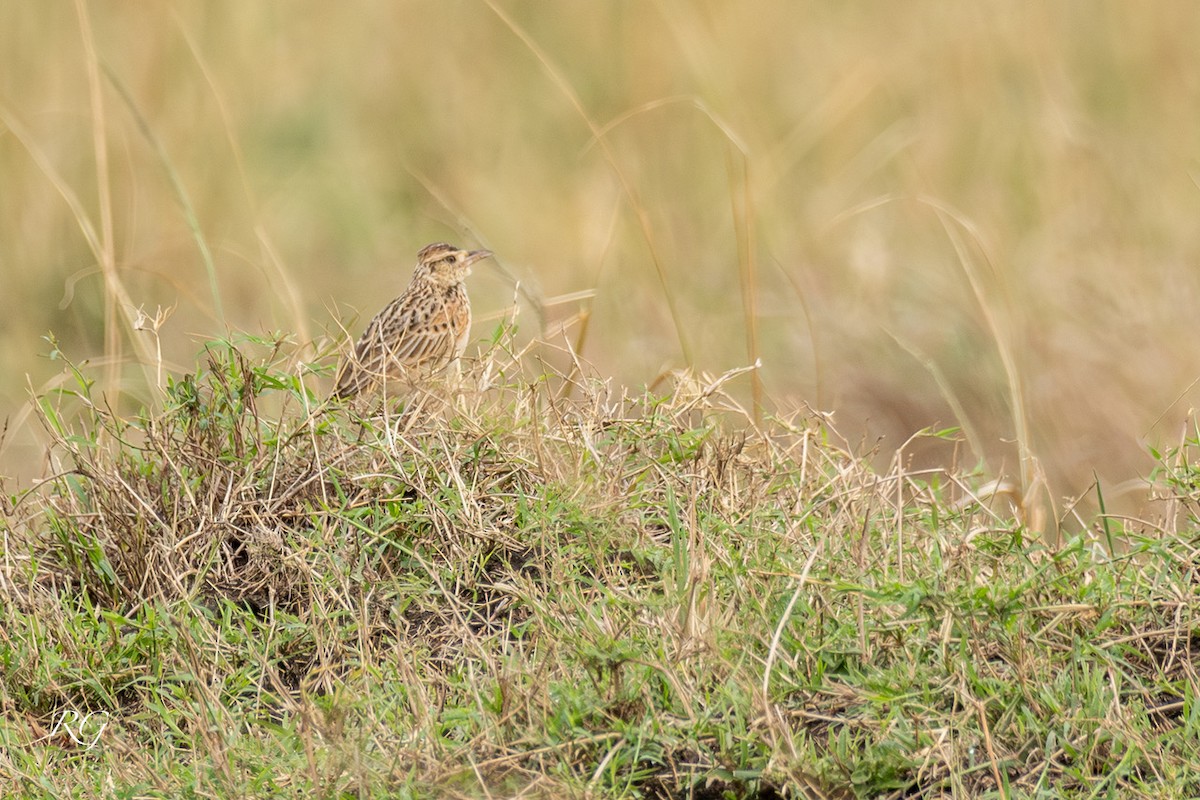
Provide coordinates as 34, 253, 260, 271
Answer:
3, 338, 1200, 799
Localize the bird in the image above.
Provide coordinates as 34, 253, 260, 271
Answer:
333, 242, 493, 399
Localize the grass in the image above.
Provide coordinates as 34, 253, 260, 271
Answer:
5, 5, 1200, 797
3, 336, 1200, 798
6, 4, 1200, 510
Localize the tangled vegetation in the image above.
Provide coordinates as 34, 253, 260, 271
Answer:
2, 337, 1200, 799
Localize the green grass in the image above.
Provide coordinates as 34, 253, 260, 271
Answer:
4, 338, 1200, 798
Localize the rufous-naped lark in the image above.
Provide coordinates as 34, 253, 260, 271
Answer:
333, 242, 492, 398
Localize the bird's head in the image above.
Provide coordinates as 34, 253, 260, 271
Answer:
414, 242, 493, 286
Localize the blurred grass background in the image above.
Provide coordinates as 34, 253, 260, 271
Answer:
3, 1, 1200, 520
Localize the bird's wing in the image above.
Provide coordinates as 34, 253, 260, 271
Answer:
383, 297, 461, 367
333, 288, 465, 397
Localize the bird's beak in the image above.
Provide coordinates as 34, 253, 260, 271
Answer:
462, 249, 492, 276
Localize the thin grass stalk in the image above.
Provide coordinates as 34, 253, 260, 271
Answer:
0, 110, 155, 370
771, 257, 825, 411
925, 199, 1042, 531
727, 146, 762, 426
73, 0, 120, 393
886, 330, 986, 463
103, 65, 226, 328
482, 0, 692, 366
173, 13, 309, 350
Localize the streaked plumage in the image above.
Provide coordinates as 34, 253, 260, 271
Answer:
333, 242, 492, 398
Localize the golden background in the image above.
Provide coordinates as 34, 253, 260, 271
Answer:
3, 3, 1200, 518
